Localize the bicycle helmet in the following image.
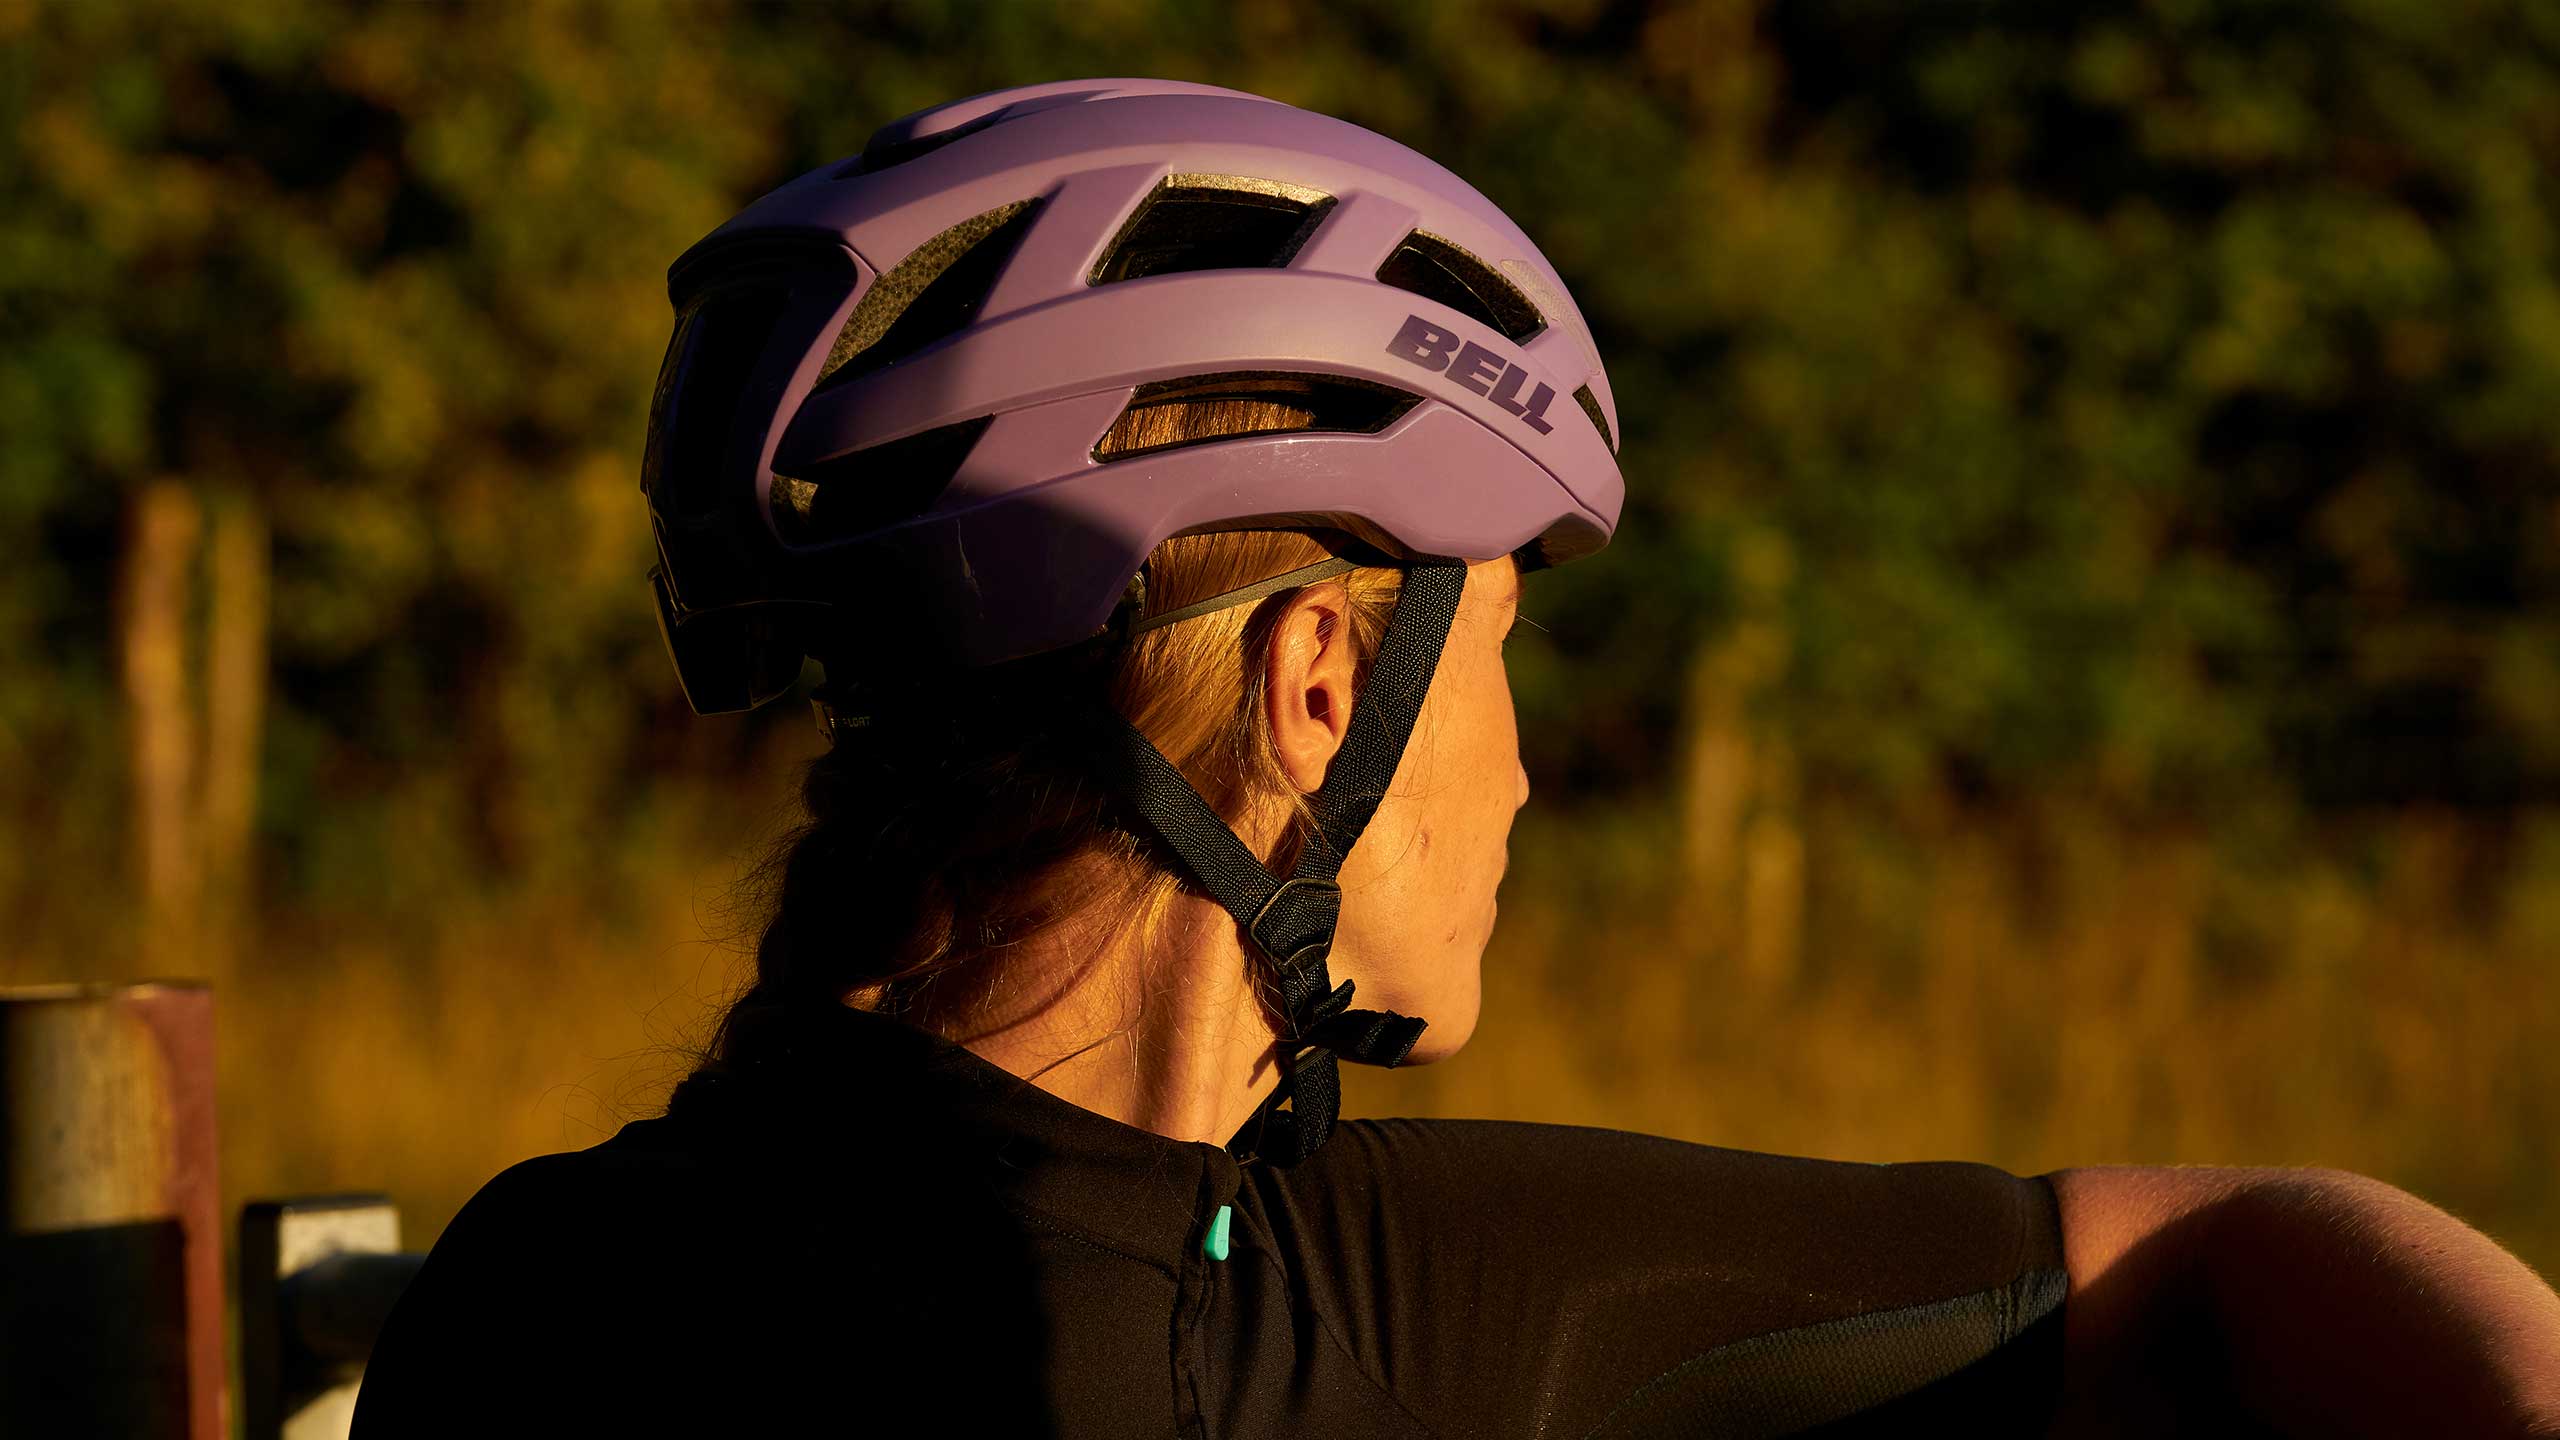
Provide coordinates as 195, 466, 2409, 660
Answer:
642, 78, 1624, 1162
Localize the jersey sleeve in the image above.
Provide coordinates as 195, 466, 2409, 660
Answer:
1244, 1119, 2067, 1439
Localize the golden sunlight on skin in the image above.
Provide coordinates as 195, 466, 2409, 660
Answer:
1295, 557, 1528, 1063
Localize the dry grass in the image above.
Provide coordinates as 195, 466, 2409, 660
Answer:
199, 879, 739, 1243
9, 786, 2552, 1283
1356, 801, 2560, 1279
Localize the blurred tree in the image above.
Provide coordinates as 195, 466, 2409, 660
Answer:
1740, 0, 2560, 819
4, 0, 2557, 947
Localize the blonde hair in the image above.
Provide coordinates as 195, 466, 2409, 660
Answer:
690, 399, 1405, 1078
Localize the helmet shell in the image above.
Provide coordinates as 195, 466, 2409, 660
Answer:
643, 79, 1622, 708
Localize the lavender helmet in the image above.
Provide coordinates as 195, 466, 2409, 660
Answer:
642, 77, 1622, 710
643, 79, 1625, 1164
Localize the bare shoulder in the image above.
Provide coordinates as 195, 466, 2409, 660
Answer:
2045, 1164, 2560, 1436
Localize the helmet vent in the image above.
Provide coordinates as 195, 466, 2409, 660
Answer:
769, 415, 993, 546
1573, 385, 1615, 453
1090, 175, 1335, 286
646, 281, 797, 522
1376, 231, 1544, 343
813, 199, 1043, 392
1093, 371, 1418, 462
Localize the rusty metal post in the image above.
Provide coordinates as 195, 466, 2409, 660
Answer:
0, 983, 224, 1439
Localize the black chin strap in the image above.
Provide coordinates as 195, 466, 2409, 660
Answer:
1100, 559, 1468, 1166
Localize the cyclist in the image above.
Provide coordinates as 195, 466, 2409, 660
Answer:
354, 80, 2560, 1437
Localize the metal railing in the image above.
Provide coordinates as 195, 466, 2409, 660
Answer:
242, 1195, 425, 1440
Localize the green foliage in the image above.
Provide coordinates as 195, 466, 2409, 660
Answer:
5, 0, 2558, 928
1735, 0, 2560, 811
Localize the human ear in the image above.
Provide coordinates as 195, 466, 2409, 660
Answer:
1265, 582, 1356, 794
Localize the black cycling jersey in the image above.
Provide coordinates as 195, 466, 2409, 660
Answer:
353, 1005, 2068, 1438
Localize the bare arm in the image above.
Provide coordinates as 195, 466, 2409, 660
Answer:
2046, 1165, 2560, 1438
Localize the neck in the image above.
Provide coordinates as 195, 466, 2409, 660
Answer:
906, 874, 1286, 1147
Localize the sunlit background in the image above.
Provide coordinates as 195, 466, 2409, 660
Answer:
7, 0, 2556, 1279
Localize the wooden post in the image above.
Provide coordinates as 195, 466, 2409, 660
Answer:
0, 983, 224, 1439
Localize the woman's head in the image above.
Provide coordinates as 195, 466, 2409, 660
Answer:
658, 79, 1620, 1150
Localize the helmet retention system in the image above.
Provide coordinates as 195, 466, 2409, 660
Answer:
1098, 560, 1464, 1162
640, 80, 1622, 1164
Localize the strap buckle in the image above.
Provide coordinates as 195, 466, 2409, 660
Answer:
1247, 876, 1341, 972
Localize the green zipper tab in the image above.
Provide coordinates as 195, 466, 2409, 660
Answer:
1202, 1203, 1232, 1262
